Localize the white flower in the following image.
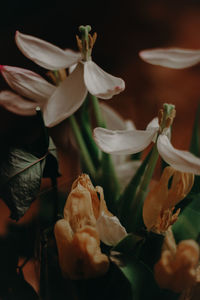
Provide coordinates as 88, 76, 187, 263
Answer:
93, 117, 200, 175
139, 47, 200, 69
100, 103, 141, 189
0, 31, 125, 127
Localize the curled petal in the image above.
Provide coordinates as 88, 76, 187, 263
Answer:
93, 127, 157, 155
96, 212, 127, 246
0, 91, 38, 115
44, 63, 87, 127
0, 65, 55, 102
139, 48, 200, 69
15, 31, 81, 70
157, 135, 200, 175
84, 61, 125, 99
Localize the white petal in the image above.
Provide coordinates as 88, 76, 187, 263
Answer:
115, 160, 141, 191
0, 90, 39, 115
124, 120, 136, 130
96, 212, 127, 246
157, 135, 200, 175
84, 61, 125, 99
146, 117, 159, 131
100, 103, 128, 130
44, 63, 87, 127
139, 48, 200, 69
0, 65, 55, 102
15, 31, 81, 70
93, 127, 157, 155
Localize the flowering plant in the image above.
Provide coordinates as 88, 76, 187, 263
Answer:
0, 25, 199, 300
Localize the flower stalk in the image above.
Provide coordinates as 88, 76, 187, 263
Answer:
69, 115, 96, 178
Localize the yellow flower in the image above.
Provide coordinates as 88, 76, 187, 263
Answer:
154, 239, 199, 293
54, 174, 126, 279
143, 166, 194, 234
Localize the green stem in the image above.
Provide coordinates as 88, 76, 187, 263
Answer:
69, 115, 96, 178
129, 143, 159, 231
139, 144, 159, 192
89, 93, 120, 212
89, 93, 106, 128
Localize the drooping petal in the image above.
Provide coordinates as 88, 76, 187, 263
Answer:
96, 212, 127, 246
44, 63, 87, 127
0, 65, 55, 102
93, 127, 157, 155
0, 90, 39, 115
139, 48, 200, 69
84, 61, 125, 99
157, 134, 200, 175
15, 31, 81, 70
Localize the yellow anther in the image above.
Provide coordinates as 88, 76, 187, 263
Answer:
46, 71, 58, 85
76, 35, 82, 52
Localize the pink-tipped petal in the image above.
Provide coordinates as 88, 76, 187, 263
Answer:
1, 65, 55, 102
43, 63, 87, 127
139, 48, 200, 69
157, 135, 200, 175
15, 31, 81, 70
93, 127, 157, 155
84, 61, 125, 99
0, 90, 39, 115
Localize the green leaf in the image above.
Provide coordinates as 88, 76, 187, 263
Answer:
0, 147, 46, 220
113, 233, 144, 255
190, 103, 200, 157
112, 253, 161, 300
138, 231, 164, 269
118, 151, 151, 230
98, 152, 120, 214
173, 193, 200, 242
